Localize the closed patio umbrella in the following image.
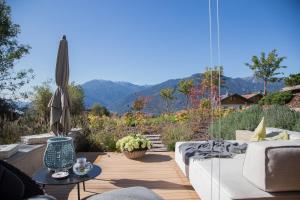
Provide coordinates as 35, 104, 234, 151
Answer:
48, 35, 71, 136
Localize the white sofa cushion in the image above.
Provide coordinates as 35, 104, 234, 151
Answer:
0, 144, 19, 159
176, 141, 300, 200
21, 133, 54, 144
243, 140, 300, 192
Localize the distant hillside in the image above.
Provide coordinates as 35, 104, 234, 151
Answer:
81, 80, 149, 109
81, 74, 284, 114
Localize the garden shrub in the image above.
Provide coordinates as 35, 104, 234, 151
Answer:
210, 105, 263, 140
87, 131, 117, 152
264, 105, 296, 130
162, 122, 193, 151
293, 114, 300, 132
116, 133, 151, 152
0, 118, 21, 144
210, 105, 300, 140
259, 91, 293, 105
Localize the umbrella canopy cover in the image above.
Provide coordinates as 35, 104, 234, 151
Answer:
48, 35, 71, 135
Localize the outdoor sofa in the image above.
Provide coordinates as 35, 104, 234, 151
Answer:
175, 131, 300, 200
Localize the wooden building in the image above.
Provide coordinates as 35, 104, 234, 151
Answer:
242, 93, 263, 104
221, 93, 251, 108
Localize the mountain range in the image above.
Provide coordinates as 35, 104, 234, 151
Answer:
81, 73, 284, 114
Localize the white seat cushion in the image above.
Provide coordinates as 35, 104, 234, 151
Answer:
190, 154, 300, 200
243, 140, 300, 192
176, 141, 300, 200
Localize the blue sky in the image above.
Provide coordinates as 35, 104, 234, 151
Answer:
9, 0, 300, 87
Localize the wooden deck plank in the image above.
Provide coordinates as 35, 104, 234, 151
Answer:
45, 152, 200, 200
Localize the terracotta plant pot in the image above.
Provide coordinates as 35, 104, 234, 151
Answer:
123, 150, 147, 159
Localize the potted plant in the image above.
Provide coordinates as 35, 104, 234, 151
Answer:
116, 133, 152, 159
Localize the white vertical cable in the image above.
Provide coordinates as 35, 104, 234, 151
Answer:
208, 0, 213, 199
216, 0, 222, 200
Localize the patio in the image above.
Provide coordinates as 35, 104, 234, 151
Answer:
44, 152, 200, 200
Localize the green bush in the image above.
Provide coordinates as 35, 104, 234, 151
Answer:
293, 115, 300, 132
87, 131, 117, 152
209, 105, 300, 140
0, 118, 21, 144
259, 91, 293, 105
0, 109, 50, 145
116, 133, 151, 152
210, 105, 263, 140
162, 122, 193, 151
264, 105, 297, 130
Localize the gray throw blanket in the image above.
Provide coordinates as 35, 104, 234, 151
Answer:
179, 140, 248, 166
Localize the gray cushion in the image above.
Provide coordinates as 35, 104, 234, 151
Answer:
87, 186, 163, 200
25, 195, 57, 200
243, 140, 300, 192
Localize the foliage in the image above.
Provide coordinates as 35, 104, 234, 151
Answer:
160, 87, 175, 113
245, 49, 286, 95
90, 103, 110, 117
132, 96, 149, 112
116, 133, 152, 152
32, 81, 52, 124
86, 114, 120, 151
210, 105, 300, 140
264, 105, 297, 130
293, 116, 300, 132
0, 98, 16, 119
68, 82, 85, 116
190, 67, 224, 108
174, 110, 188, 122
210, 105, 263, 139
0, 109, 50, 145
0, 118, 21, 144
178, 79, 193, 108
259, 91, 293, 105
284, 73, 300, 87
162, 123, 193, 151
201, 66, 225, 92
0, 0, 33, 97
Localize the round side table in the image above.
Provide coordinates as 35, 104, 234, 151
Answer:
33, 164, 101, 200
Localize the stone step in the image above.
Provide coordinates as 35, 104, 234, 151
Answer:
151, 141, 163, 144
144, 134, 161, 137
151, 143, 165, 148
145, 135, 161, 139
149, 147, 168, 152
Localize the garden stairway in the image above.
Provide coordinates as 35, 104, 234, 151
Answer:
144, 134, 167, 152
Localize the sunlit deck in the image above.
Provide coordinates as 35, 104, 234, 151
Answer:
45, 152, 199, 200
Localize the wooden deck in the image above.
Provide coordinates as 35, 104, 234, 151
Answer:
45, 152, 199, 200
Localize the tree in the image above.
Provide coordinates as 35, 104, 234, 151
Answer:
246, 49, 286, 95
0, 98, 16, 119
284, 73, 300, 87
90, 103, 110, 117
0, 0, 33, 97
132, 96, 149, 112
160, 88, 175, 113
68, 82, 85, 116
190, 67, 224, 108
178, 79, 193, 109
33, 81, 52, 124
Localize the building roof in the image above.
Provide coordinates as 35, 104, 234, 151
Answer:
242, 93, 262, 99
221, 93, 251, 105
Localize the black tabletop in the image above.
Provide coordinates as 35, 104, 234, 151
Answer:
32, 164, 101, 185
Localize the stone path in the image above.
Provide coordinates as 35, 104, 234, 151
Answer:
144, 134, 167, 152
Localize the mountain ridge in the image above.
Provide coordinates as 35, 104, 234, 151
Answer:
81, 74, 284, 114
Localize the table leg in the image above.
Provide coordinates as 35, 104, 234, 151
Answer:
83, 181, 86, 191
77, 183, 80, 200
